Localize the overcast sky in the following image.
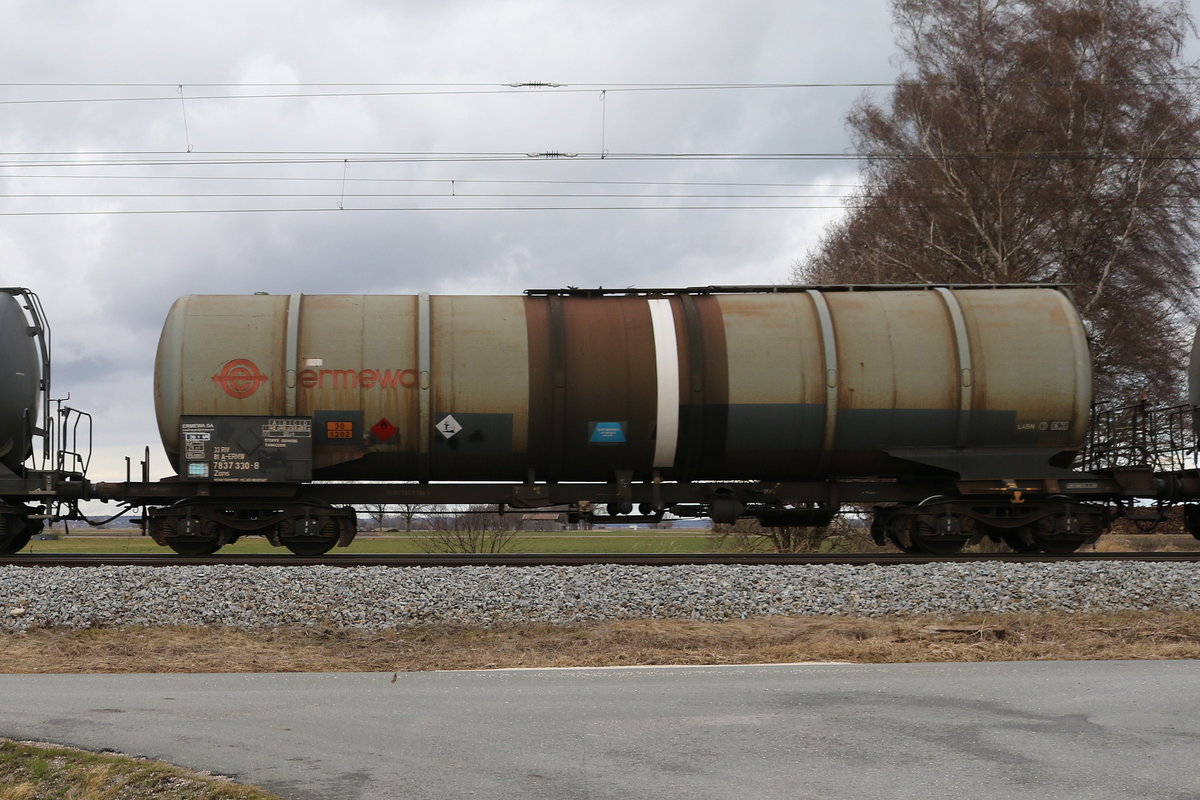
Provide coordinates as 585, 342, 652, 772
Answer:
2, 0, 1198, 485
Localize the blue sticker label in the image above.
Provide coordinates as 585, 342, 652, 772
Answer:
187, 463, 211, 478
589, 422, 626, 444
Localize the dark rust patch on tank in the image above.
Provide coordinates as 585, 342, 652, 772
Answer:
675, 294, 729, 479
525, 295, 660, 481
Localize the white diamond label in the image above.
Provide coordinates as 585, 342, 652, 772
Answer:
437, 414, 463, 439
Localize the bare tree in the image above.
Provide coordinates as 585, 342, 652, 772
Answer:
797, 0, 1200, 401
710, 516, 885, 553
395, 502, 432, 532
426, 504, 518, 554
709, 518, 833, 553
357, 503, 393, 531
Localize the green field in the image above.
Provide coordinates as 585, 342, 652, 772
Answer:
17, 528, 718, 555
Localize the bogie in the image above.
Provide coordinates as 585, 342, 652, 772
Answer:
872, 502, 1109, 555
147, 499, 356, 556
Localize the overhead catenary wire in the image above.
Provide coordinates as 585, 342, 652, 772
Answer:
0, 206, 852, 216
0, 172, 1193, 213
0, 156, 1192, 215
0, 151, 1195, 171
0, 78, 1194, 218
0, 78, 1195, 105
0, 194, 1193, 205
1, 79, 1193, 174
0, 200, 1195, 217
0, 173, 868, 188
0, 192, 855, 199
5, 172, 1196, 201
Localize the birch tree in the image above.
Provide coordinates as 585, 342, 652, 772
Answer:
798, 0, 1200, 400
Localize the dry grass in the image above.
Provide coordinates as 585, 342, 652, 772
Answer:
1091, 532, 1197, 552
0, 738, 282, 800
4, 611, 1200, 674
1101, 506, 1198, 547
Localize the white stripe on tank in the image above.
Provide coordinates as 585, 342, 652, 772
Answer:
648, 298, 680, 469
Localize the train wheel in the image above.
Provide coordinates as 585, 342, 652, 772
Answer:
998, 526, 1041, 553
906, 516, 968, 555
164, 538, 222, 556
884, 517, 917, 553
278, 506, 344, 556
0, 514, 34, 554
1185, 506, 1200, 540
869, 514, 888, 547
0, 531, 32, 554
1031, 535, 1086, 555
1031, 514, 1093, 555
2, 532, 32, 554
281, 538, 338, 556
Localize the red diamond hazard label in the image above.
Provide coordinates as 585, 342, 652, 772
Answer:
370, 418, 398, 441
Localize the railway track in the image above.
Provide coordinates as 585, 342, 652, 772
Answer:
4, 552, 1200, 567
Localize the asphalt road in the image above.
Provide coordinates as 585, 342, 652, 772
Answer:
1, 661, 1198, 800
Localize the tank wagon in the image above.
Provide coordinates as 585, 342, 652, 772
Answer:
155, 286, 1090, 483
0, 289, 89, 554
123, 283, 1117, 555
3, 283, 1191, 556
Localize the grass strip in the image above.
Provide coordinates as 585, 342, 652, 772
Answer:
0, 738, 282, 800
3, 611, 1200, 674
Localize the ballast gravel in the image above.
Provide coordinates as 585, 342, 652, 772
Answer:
1, 562, 1197, 631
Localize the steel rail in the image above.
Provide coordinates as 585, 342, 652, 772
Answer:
4, 552, 1200, 568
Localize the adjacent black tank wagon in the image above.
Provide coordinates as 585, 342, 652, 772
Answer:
0, 288, 89, 554
0, 290, 41, 476
3, 284, 1198, 556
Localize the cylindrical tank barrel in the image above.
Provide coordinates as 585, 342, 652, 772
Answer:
154, 286, 1091, 482
0, 291, 41, 474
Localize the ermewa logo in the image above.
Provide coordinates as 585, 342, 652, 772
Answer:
298, 368, 419, 389
212, 359, 270, 399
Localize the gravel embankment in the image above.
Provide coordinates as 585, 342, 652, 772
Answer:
2, 562, 1197, 631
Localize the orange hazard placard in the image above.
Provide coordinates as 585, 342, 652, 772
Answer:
326, 421, 354, 439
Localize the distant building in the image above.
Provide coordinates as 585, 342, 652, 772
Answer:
520, 512, 566, 532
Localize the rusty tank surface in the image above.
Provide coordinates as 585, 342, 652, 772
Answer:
154, 285, 1091, 484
